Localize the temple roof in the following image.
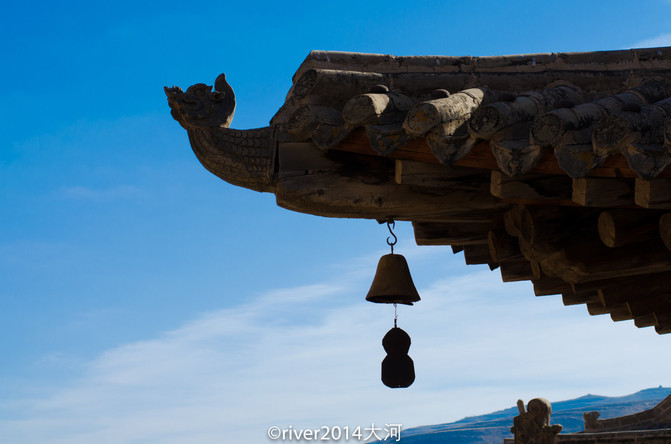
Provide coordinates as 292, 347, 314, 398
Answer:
166, 46, 671, 335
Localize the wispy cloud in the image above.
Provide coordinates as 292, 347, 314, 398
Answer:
629, 33, 671, 49
1, 249, 670, 443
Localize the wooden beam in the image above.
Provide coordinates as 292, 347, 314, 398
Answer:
634, 313, 656, 328
488, 230, 524, 263
503, 206, 524, 238
500, 260, 535, 282
563, 291, 600, 306
517, 206, 598, 262
540, 237, 671, 283
586, 301, 613, 315
572, 177, 635, 207
609, 305, 633, 322
635, 178, 671, 209
596, 272, 671, 306
627, 296, 671, 318
490, 171, 572, 202
463, 244, 496, 268
413, 221, 492, 246
276, 143, 509, 220
532, 278, 572, 296
597, 209, 661, 248
654, 311, 671, 334
394, 159, 488, 186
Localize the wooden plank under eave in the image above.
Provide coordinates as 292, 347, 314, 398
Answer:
634, 313, 657, 328
654, 311, 671, 334
413, 221, 492, 246
394, 159, 488, 186
635, 178, 671, 209
490, 170, 573, 202
572, 177, 635, 207
610, 305, 633, 322
499, 260, 535, 282
532, 278, 572, 296
563, 291, 600, 306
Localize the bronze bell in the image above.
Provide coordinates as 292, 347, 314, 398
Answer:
366, 253, 420, 305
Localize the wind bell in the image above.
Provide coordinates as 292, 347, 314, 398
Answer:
366, 220, 419, 388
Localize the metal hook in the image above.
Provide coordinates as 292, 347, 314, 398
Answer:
386, 220, 397, 254
394, 303, 398, 328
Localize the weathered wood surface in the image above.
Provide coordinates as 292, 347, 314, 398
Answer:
426, 124, 479, 165
586, 301, 614, 315
490, 171, 573, 202
624, 143, 671, 180
531, 81, 671, 149
562, 291, 600, 306
291, 69, 385, 107
636, 178, 671, 208
591, 103, 668, 158
597, 209, 661, 247
276, 142, 510, 219
403, 88, 492, 136
488, 230, 523, 263
342, 92, 414, 126
596, 271, 671, 306
532, 278, 572, 296
635, 313, 657, 328
530, 82, 671, 178
654, 311, 671, 334
165, 76, 276, 193
394, 159, 488, 186
463, 244, 496, 267
171, 55, 671, 335
499, 260, 535, 282
331, 128, 671, 180
516, 206, 598, 262
468, 85, 583, 139
572, 177, 634, 207
285, 105, 345, 141
540, 238, 671, 283
609, 305, 632, 321
365, 122, 411, 156
489, 140, 545, 177
413, 221, 492, 246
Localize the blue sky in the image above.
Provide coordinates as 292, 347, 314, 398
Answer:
3, 1, 671, 442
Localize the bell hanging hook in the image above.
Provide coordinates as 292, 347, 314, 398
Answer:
386, 220, 397, 254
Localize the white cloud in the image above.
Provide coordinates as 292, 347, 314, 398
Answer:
1, 248, 670, 443
629, 33, 671, 49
